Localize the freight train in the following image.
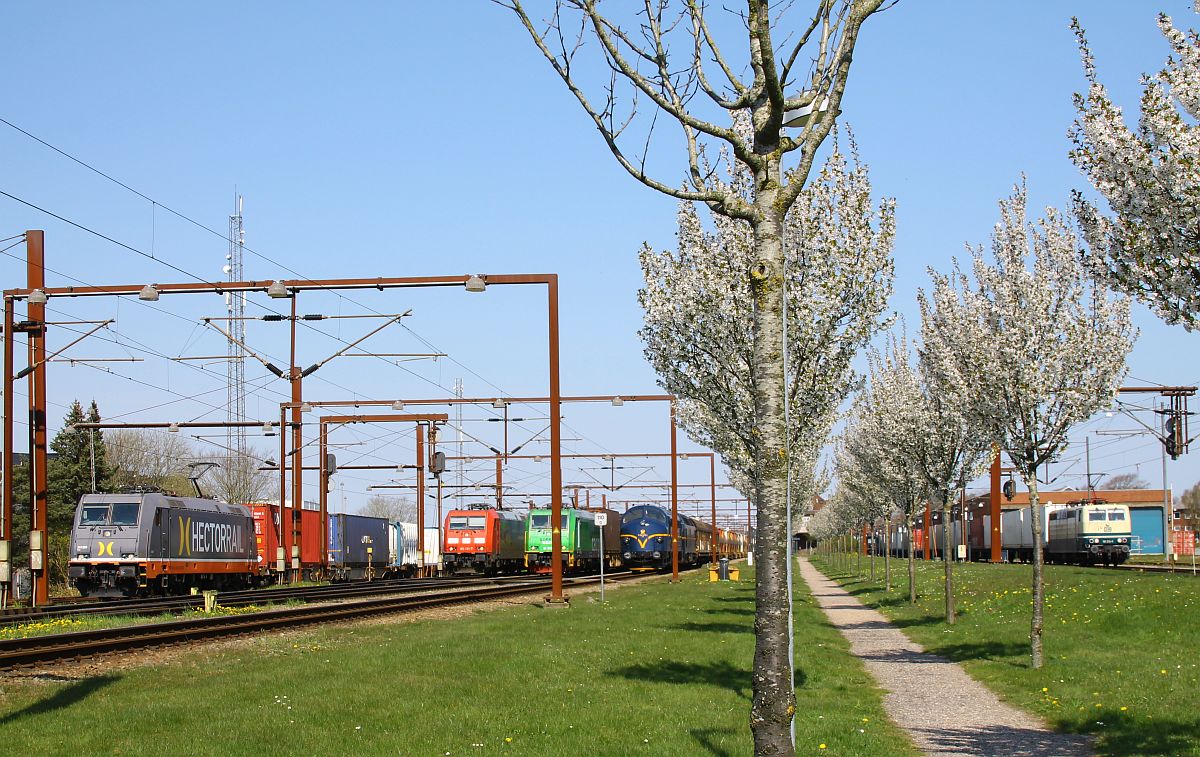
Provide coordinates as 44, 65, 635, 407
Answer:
68, 492, 749, 596
888, 500, 1131, 566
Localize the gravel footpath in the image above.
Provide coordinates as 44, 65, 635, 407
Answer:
798, 558, 1093, 757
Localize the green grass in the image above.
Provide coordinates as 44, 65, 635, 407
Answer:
812, 553, 1200, 756
0, 567, 915, 756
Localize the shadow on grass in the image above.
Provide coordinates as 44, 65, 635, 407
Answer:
0, 674, 120, 725
607, 660, 752, 700
710, 595, 754, 604
670, 621, 751, 635
923, 640, 1029, 668
1079, 712, 1200, 757
702, 607, 754, 618
689, 727, 739, 757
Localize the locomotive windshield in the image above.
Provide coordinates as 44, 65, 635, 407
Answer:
449, 516, 487, 530
79, 505, 109, 525
530, 514, 551, 529
1108, 510, 1126, 521
79, 502, 141, 526
111, 503, 140, 525
1088, 511, 1106, 522
77, 503, 139, 527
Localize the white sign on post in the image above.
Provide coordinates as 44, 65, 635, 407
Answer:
594, 512, 608, 602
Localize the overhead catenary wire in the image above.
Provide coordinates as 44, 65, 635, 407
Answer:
0, 116, 615, 457
0, 121, 705, 505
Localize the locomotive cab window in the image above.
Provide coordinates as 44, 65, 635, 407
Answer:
467, 516, 486, 529
1108, 510, 1126, 521
79, 505, 110, 525
110, 503, 140, 526
1088, 511, 1106, 522
531, 514, 551, 529
449, 517, 470, 530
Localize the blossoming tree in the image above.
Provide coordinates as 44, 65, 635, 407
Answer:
501, 3, 889, 747
1071, 12, 1200, 330
920, 183, 1134, 668
639, 133, 893, 740
837, 338, 930, 602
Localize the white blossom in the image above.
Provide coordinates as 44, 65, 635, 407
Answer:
1070, 14, 1200, 330
639, 132, 894, 499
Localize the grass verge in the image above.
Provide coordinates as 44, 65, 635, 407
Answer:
0, 567, 914, 756
812, 554, 1200, 756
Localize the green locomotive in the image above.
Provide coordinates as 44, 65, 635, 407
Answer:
524, 507, 621, 573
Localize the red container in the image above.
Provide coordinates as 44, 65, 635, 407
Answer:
248, 504, 323, 575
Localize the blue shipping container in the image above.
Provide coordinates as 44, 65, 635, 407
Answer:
328, 513, 389, 567
1131, 506, 1165, 555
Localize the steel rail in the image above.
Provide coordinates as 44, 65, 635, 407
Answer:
0, 575, 549, 625
0, 572, 649, 670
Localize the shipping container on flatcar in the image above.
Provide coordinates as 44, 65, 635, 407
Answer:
247, 503, 323, 580
387, 521, 420, 578
423, 526, 441, 570
442, 507, 526, 575
328, 513, 390, 580
69, 492, 256, 597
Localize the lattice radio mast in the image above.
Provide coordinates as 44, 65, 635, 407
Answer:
226, 194, 247, 460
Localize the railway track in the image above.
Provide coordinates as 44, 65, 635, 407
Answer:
1113, 562, 1199, 575
0, 574, 552, 626
0, 572, 645, 670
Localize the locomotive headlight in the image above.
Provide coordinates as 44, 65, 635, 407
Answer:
652, 551, 662, 559
623, 552, 632, 560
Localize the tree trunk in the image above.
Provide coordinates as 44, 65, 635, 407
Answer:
941, 492, 955, 624
906, 512, 916, 603
856, 528, 862, 576
748, 203, 794, 755
884, 519, 891, 591
1026, 473, 1045, 668
869, 523, 876, 582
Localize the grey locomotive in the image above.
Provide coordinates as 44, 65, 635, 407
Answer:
68, 492, 258, 597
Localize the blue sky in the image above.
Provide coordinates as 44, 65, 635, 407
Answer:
1, 1, 1197, 526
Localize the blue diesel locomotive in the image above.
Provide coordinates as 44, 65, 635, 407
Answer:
619, 504, 710, 571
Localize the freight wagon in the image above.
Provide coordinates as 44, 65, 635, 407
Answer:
247, 503, 323, 581
442, 508, 527, 575
328, 513, 390, 581
69, 493, 257, 597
